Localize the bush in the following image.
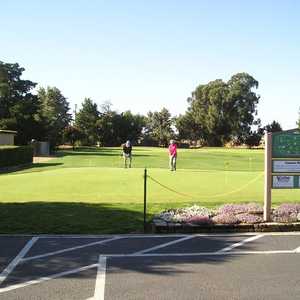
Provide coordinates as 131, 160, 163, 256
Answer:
218, 203, 263, 215
272, 204, 300, 223
0, 146, 33, 168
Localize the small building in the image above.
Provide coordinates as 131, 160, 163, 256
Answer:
0, 130, 17, 145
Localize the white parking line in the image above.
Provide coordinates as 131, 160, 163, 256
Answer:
93, 256, 107, 300
22, 236, 121, 263
216, 234, 264, 253
106, 249, 300, 257
0, 263, 98, 294
132, 236, 195, 255
294, 246, 300, 252
0, 237, 39, 285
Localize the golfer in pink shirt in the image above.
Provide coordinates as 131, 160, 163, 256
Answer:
168, 140, 177, 171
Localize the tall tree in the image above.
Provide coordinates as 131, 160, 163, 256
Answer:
0, 61, 41, 144
75, 98, 99, 145
144, 108, 174, 146
175, 112, 201, 141
188, 73, 260, 146
37, 87, 72, 149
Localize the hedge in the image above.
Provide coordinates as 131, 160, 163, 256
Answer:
0, 146, 33, 168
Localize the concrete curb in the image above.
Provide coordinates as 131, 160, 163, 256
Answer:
152, 220, 300, 233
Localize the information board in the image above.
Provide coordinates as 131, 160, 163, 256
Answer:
272, 175, 300, 189
271, 129, 300, 189
272, 130, 300, 158
264, 130, 300, 221
273, 160, 300, 173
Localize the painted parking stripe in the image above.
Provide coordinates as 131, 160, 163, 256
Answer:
0, 263, 98, 294
0, 237, 39, 285
106, 249, 300, 258
22, 236, 121, 262
216, 234, 264, 253
132, 236, 195, 255
93, 256, 107, 300
294, 246, 300, 252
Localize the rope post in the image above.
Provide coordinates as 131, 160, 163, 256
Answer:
143, 168, 147, 233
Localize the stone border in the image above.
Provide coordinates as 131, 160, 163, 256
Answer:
152, 219, 300, 233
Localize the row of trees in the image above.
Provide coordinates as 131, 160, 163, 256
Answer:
0, 60, 284, 149
0, 61, 71, 147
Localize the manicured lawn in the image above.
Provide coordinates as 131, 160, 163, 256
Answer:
0, 146, 299, 233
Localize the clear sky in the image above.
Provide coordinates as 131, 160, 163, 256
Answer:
1, 0, 300, 129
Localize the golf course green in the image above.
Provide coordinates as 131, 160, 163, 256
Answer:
0, 147, 299, 233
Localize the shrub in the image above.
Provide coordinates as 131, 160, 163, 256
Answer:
0, 146, 33, 168
272, 204, 300, 223
187, 215, 212, 225
156, 205, 212, 223
218, 203, 263, 215
236, 213, 263, 224
212, 214, 240, 225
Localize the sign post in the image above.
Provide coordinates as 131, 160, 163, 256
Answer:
264, 133, 272, 221
264, 129, 300, 221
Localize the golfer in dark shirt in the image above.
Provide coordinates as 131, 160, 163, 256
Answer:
122, 140, 132, 168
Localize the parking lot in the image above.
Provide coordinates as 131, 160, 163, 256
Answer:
0, 233, 300, 300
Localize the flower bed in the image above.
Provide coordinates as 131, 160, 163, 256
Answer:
154, 203, 300, 226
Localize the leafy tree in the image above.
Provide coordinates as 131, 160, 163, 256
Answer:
116, 111, 145, 144
175, 112, 201, 141
97, 107, 145, 146
37, 87, 72, 149
63, 125, 84, 150
188, 73, 260, 146
264, 120, 282, 133
75, 98, 100, 145
244, 127, 264, 148
0, 61, 41, 144
144, 108, 174, 146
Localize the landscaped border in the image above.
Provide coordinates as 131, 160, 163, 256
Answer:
152, 220, 300, 233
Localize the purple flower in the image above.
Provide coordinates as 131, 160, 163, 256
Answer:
273, 204, 300, 217
218, 203, 263, 215
212, 214, 240, 225
236, 213, 263, 224
187, 215, 212, 225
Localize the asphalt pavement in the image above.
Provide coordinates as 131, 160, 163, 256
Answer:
0, 233, 300, 300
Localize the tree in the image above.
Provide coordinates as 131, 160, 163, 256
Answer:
75, 98, 100, 145
116, 111, 145, 144
0, 61, 41, 144
264, 120, 282, 133
144, 108, 174, 146
175, 112, 201, 141
96, 107, 145, 146
63, 125, 84, 150
244, 127, 264, 148
187, 73, 260, 146
37, 87, 72, 149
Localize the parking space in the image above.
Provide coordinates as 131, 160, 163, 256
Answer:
0, 233, 300, 299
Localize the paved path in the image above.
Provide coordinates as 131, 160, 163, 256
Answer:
0, 233, 300, 299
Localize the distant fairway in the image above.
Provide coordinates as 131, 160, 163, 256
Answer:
1, 147, 300, 233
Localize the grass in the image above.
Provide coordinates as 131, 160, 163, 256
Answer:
0, 146, 300, 233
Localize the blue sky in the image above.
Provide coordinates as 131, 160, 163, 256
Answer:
1, 0, 300, 129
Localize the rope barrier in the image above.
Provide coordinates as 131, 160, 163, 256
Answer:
147, 171, 264, 200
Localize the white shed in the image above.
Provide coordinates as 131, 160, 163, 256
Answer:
0, 130, 17, 145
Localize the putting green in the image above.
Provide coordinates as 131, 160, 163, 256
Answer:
1, 164, 299, 205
